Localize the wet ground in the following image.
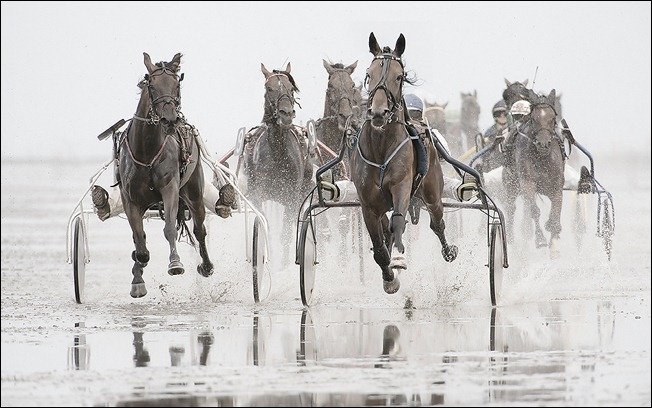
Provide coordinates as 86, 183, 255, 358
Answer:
1, 156, 650, 406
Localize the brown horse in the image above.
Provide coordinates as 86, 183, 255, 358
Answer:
446, 91, 481, 157
316, 60, 361, 181
502, 90, 565, 250
243, 63, 314, 254
351, 33, 458, 294
119, 53, 213, 298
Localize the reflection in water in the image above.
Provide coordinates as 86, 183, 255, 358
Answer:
132, 332, 150, 368
67, 322, 90, 370
196, 331, 214, 366
169, 346, 185, 367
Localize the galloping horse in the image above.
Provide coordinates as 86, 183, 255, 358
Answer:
447, 91, 481, 157
243, 63, 314, 251
502, 90, 565, 250
351, 33, 458, 294
503, 78, 537, 108
317, 60, 361, 180
119, 53, 213, 298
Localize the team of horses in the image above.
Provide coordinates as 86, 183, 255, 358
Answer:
115, 33, 570, 298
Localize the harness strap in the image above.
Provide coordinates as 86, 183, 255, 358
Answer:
124, 134, 171, 168
356, 127, 417, 188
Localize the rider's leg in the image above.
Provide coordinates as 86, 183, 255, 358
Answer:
92, 184, 123, 221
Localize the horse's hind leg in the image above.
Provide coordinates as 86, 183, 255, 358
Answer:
124, 202, 149, 298
425, 201, 458, 262
361, 206, 399, 294
523, 182, 546, 248
161, 182, 184, 275
188, 198, 214, 277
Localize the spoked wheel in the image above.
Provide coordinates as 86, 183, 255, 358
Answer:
601, 199, 614, 261
299, 218, 317, 306
252, 216, 268, 303
73, 217, 87, 304
489, 221, 505, 307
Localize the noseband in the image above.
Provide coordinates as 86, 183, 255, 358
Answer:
134, 63, 184, 125
365, 54, 405, 124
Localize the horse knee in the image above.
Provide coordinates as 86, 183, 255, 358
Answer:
390, 213, 406, 234
132, 250, 149, 265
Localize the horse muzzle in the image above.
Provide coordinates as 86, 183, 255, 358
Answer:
368, 109, 389, 129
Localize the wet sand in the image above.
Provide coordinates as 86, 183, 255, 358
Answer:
1, 156, 650, 406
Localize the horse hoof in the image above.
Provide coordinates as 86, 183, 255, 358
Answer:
383, 276, 400, 294
389, 253, 407, 270
167, 261, 185, 276
442, 245, 458, 262
197, 263, 214, 277
130, 283, 147, 298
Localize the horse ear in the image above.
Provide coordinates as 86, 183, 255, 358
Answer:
394, 33, 406, 57
548, 89, 556, 103
522, 79, 529, 87
285, 62, 291, 73
369, 32, 381, 56
443, 101, 448, 109
143, 52, 156, 74
168, 53, 182, 72
504, 78, 511, 87
460, 92, 466, 98
261, 63, 271, 78
323, 59, 334, 75
473, 89, 477, 97
345, 60, 358, 74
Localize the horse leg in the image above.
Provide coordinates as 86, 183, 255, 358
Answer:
523, 182, 546, 248
361, 206, 399, 294
546, 189, 563, 257
160, 182, 184, 275
387, 183, 411, 270
123, 201, 148, 298
424, 200, 458, 262
188, 198, 214, 277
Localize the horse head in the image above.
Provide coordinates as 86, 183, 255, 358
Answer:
503, 78, 535, 108
460, 90, 480, 127
365, 32, 407, 129
142, 52, 183, 125
424, 99, 448, 133
528, 89, 558, 155
323, 60, 359, 132
261, 62, 299, 128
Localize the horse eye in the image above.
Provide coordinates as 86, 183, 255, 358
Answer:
396, 75, 402, 81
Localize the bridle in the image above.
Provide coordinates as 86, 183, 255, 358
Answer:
264, 71, 300, 123
364, 53, 406, 125
134, 63, 184, 125
517, 103, 562, 156
322, 69, 357, 123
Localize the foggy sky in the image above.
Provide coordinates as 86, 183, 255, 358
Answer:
1, 1, 650, 161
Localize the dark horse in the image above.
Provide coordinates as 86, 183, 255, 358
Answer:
502, 90, 565, 252
119, 53, 213, 298
351, 33, 458, 294
447, 91, 481, 157
317, 60, 361, 180
503, 78, 538, 108
243, 63, 314, 252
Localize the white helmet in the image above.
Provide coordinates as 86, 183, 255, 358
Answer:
510, 99, 531, 116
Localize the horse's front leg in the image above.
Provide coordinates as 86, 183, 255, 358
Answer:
546, 188, 564, 258
388, 181, 411, 270
361, 205, 399, 294
123, 199, 149, 298
161, 181, 184, 275
522, 181, 546, 248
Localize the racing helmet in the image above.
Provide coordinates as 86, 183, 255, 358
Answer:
404, 94, 424, 113
510, 99, 531, 117
492, 100, 507, 117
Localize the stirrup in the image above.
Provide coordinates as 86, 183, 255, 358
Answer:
91, 185, 110, 221
456, 174, 478, 202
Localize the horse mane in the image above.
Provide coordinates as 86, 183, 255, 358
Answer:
272, 69, 299, 92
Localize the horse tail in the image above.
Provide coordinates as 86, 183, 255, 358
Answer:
176, 201, 196, 247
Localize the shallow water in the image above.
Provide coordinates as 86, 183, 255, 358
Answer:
1, 156, 650, 406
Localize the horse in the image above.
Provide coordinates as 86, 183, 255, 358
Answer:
423, 100, 448, 137
502, 90, 564, 251
118, 52, 213, 298
316, 60, 361, 181
242, 62, 314, 257
447, 91, 481, 157
351, 32, 458, 294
